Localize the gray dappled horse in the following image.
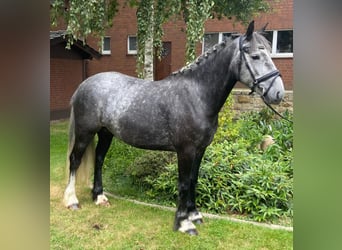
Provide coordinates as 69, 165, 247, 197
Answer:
63, 21, 284, 235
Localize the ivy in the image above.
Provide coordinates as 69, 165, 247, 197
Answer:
184, 0, 213, 64
51, 0, 270, 76
51, 0, 119, 47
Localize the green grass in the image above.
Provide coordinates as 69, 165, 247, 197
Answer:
50, 120, 293, 249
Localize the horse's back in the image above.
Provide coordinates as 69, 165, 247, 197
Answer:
73, 71, 143, 99
71, 72, 144, 130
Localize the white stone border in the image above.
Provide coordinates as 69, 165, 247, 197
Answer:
104, 192, 293, 232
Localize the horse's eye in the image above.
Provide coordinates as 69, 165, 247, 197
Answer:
243, 47, 250, 53
251, 54, 260, 60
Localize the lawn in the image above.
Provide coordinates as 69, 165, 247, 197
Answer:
50, 120, 293, 249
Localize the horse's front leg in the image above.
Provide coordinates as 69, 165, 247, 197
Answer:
174, 147, 198, 235
92, 128, 113, 206
188, 149, 206, 224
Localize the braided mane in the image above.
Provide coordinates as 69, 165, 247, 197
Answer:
172, 33, 241, 76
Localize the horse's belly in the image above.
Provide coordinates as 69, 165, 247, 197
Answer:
110, 115, 175, 151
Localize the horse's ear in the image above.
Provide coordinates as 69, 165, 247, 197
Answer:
245, 20, 254, 41
260, 22, 269, 33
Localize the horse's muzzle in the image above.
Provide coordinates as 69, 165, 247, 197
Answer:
263, 89, 284, 104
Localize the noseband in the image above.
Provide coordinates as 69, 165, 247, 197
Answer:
239, 36, 281, 97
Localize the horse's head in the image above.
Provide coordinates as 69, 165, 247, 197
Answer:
235, 21, 285, 104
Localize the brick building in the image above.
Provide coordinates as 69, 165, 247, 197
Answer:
50, 31, 101, 120
50, 0, 293, 119
87, 0, 293, 90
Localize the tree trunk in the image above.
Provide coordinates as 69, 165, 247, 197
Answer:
143, 4, 154, 81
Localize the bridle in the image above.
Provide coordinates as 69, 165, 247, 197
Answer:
238, 36, 281, 97
238, 36, 292, 123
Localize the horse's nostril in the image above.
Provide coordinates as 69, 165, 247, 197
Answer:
276, 91, 281, 100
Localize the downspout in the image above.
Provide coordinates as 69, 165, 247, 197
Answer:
82, 59, 88, 80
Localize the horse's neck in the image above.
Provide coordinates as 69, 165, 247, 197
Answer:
189, 44, 238, 117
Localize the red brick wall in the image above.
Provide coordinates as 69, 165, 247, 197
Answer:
86, 4, 138, 77
162, 20, 188, 72
257, 0, 293, 30
50, 56, 84, 118
273, 58, 293, 90
85, 0, 293, 90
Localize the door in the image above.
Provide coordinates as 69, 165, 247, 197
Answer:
155, 42, 172, 80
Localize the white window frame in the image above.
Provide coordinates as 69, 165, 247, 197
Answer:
267, 30, 293, 58
102, 36, 111, 55
202, 32, 231, 53
203, 30, 293, 58
127, 35, 137, 55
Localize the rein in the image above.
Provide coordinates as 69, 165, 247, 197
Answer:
239, 36, 292, 124
262, 101, 293, 123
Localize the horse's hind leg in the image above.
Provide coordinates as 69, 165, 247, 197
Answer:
64, 132, 95, 209
93, 128, 113, 206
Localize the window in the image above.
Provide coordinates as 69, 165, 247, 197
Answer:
102, 36, 111, 55
203, 30, 293, 58
203, 33, 219, 52
264, 30, 293, 58
203, 32, 232, 53
127, 35, 137, 55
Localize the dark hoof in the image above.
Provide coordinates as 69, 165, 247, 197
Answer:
67, 203, 80, 210
193, 218, 204, 225
186, 229, 198, 236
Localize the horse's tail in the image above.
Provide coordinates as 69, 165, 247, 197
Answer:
65, 105, 95, 188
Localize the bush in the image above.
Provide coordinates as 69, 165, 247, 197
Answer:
200, 140, 293, 221
106, 105, 293, 222
127, 151, 176, 188
102, 139, 146, 192
143, 139, 293, 222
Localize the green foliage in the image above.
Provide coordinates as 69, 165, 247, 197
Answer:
214, 95, 239, 142
102, 138, 145, 185
118, 107, 293, 222
211, 0, 270, 21
127, 151, 177, 188
144, 162, 179, 205
51, 0, 270, 76
50, 0, 119, 47
183, 0, 270, 64
183, 0, 214, 64
131, 0, 181, 77
200, 140, 293, 221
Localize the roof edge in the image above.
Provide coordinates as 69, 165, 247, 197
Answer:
50, 31, 102, 59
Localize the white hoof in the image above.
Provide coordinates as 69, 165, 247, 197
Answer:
188, 211, 203, 224
63, 188, 79, 208
63, 173, 79, 208
178, 219, 197, 234
95, 194, 110, 206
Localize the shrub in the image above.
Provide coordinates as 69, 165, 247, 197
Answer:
106, 106, 293, 222
102, 138, 146, 189
214, 95, 240, 143
126, 151, 176, 188
144, 139, 293, 221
